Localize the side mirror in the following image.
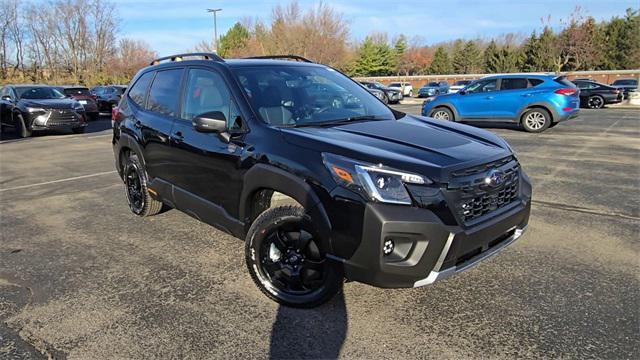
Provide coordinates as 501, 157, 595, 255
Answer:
192, 111, 227, 133
1, 95, 12, 101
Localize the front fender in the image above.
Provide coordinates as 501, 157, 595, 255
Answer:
239, 164, 333, 252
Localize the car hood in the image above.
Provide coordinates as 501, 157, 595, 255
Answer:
19, 98, 79, 109
280, 114, 512, 182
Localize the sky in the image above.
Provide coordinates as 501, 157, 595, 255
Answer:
108, 0, 638, 55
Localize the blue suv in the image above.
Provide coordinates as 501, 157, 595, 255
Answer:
422, 74, 580, 132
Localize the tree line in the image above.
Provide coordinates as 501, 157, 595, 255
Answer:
0, 0, 156, 85
1, 1, 638, 86
215, 4, 639, 77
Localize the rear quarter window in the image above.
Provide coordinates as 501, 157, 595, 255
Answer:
554, 77, 576, 87
128, 72, 154, 107
528, 79, 544, 87
147, 69, 183, 117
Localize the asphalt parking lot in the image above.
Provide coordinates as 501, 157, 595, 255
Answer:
1, 107, 638, 359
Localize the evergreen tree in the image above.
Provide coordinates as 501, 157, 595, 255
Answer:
452, 40, 482, 74
218, 22, 250, 58
521, 32, 541, 71
484, 40, 501, 73
352, 36, 395, 76
427, 46, 452, 74
601, 9, 640, 69
537, 27, 556, 71
394, 35, 407, 56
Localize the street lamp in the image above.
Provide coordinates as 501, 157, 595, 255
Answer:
206, 8, 222, 52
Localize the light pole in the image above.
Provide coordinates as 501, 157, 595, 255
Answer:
206, 8, 222, 52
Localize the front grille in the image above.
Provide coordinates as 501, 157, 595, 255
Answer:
449, 157, 520, 223
459, 179, 519, 222
46, 109, 81, 126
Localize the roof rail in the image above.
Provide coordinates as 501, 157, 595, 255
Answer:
244, 55, 313, 63
150, 52, 224, 66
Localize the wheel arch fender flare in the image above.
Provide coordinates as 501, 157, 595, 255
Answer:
239, 164, 333, 250
517, 102, 558, 123
429, 102, 459, 120
116, 132, 147, 175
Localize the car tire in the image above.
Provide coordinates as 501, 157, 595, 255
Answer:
409, 90, 413, 97
521, 108, 551, 133
587, 95, 604, 109
15, 114, 32, 138
245, 205, 343, 308
123, 153, 163, 217
72, 127, 86, 134
381, 94, 389, 104
429, 107, 454, 121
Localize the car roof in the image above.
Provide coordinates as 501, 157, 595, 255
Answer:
13, 84, 50, 89
482, 73, 556, 80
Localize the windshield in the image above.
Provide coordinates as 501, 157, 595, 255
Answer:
426, 82, 439, 87
388, 83, 401, 87
613, 79, 637, 86
455, 80, 471, 86
234, 65, 395, 126
18, 87, 66, 100
64, 88, 91, 96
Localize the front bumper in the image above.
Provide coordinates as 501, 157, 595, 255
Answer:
342, 197, 531, 288
28, 109, 86, 130
387, 92, 403, 102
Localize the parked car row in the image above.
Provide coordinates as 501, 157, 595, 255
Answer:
359, 81, 403, 104
0, 83, 125, 137
382, 77, 636, 102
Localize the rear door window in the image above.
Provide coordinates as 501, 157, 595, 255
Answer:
128, 71, 154, 107
147, 69, 183, 117
500, 78, 529, 90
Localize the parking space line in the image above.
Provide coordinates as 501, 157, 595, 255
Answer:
0, 171, 118, 192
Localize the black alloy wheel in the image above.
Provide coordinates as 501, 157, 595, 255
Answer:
122, 154, 163, 216
587, 95, 604, 109
246, 206, 342, 308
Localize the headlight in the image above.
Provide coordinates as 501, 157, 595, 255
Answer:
26, 107, 46, 113
322, 153, 431, 205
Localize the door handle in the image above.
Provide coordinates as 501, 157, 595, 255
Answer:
133, 120, 142, 129
171, 131, 184, 143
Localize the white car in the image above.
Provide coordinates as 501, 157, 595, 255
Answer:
448, 80, 473, 93
387, 82, 413, 97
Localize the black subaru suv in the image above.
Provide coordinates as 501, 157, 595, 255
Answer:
112, 53, 531, 307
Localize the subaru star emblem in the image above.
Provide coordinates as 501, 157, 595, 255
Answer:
484, 169, 505, 187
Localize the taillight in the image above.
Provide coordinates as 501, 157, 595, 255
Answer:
610, 89, 620, 94
111, 106, 119, 122
555, 88, 577, 96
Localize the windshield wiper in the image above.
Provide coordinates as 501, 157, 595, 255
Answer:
293, 115, 382, 127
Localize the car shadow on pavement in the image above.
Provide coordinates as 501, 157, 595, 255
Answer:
0, 118, 112, 142
269, 290, 347, 359
460, 121, 525, 132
